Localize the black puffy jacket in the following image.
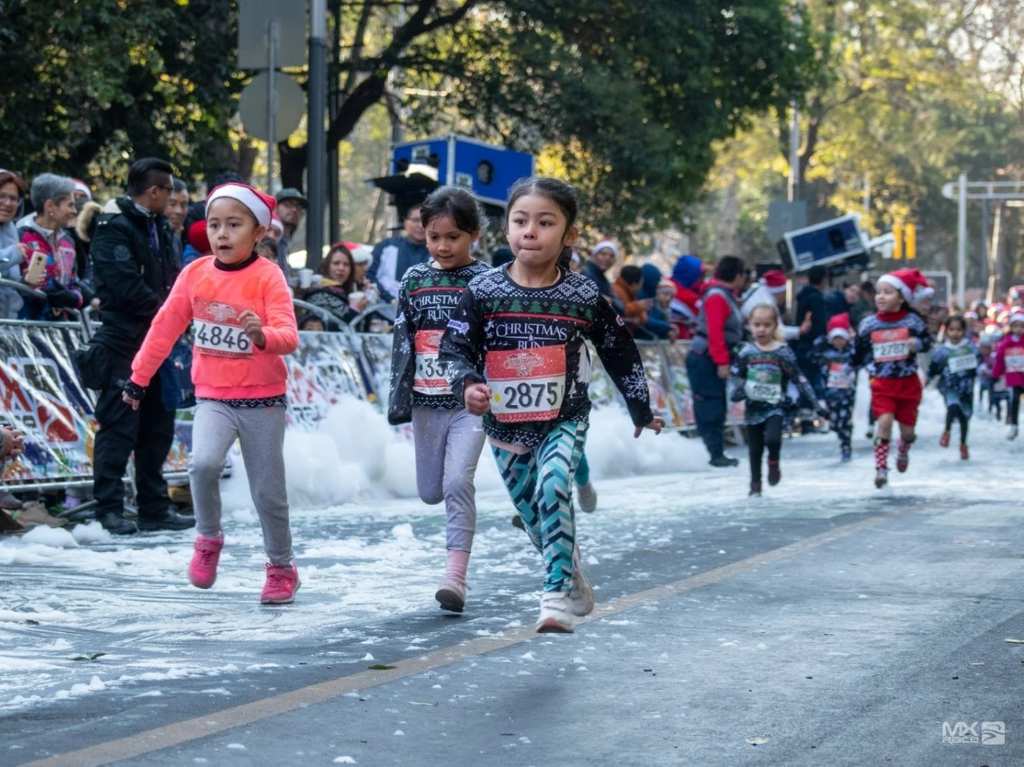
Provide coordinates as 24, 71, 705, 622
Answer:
89, 197, 179, 357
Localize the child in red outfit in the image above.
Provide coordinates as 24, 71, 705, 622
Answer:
123, 183, 301, 604
853, 269, 933, 488
992, 311, 1024, 440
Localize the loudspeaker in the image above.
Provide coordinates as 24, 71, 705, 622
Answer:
777, 214, 869, 273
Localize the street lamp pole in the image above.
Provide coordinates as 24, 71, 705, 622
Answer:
306, 0, 327, 270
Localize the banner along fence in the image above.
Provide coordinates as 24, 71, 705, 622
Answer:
0, 319, 726, 491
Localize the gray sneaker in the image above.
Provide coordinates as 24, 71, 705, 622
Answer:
577, 481, 598, 513
536, 591, 576, 634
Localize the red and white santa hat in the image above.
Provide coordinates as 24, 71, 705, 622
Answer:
206, 183, 276, 228
762, 270, 787, 295
877, 268, 934, 304
1010, 310, 1024, 326
72, 179, 92, 200
827, 312, 853, 339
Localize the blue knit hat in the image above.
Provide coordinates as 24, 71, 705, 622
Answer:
672, 255, 704, 289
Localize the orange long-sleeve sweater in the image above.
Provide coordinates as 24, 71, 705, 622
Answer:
130, 254, 298, 400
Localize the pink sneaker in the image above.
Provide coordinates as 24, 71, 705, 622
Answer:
188, 534, 224, 589
261, 563, 300, 604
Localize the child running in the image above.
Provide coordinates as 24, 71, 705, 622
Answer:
927, 315, 981, 458
813, 313, 857, 461
992, 310, 1024, 440
388, 186, 491, 613
440, 177, 663, 634
731, 304, 821, 496
853, 268, 933, 488
123, 183, 300, 604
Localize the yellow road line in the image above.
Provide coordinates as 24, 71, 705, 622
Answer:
21, 513, 891, 767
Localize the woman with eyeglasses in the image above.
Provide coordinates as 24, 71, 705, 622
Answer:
0, 170, 28, 318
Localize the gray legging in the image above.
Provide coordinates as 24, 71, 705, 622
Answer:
412, 407, 486, 552
189, 400, 292, 566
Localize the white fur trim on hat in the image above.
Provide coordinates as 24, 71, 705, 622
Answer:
828, 327, 851, 340
208, 184, 272, 228
591, 240, 619, 260
877, 273, 911, 303
1010, 311, 1024, 325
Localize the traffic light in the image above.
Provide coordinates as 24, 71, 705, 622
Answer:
904, 223, 916, 260
892, 222, 903, 260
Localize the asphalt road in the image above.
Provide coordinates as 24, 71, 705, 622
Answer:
3, 414, 1024, 767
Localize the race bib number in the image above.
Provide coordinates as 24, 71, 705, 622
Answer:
413, 329, 451, 395
947, 351, 977, 374
1006, 348, 1024, 374
744, 365, 782, 404
486, 345, 566, 423
871, 327, 910, 363
827, 362, 854, 390
193, 319, 252, 357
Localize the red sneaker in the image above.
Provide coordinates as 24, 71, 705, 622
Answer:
188, 534, 224, 589
896, 446, 910, 473
939, 431, 950, 448
960, 443, 969, 461
261, 563, 300, 604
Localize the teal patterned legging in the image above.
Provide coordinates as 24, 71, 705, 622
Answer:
492, 420, 589, 592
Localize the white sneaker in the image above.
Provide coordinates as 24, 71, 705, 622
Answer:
536, 591, 576, 633
568, 546, 595, 617
435, 578, 466, 613
1009, 426, 1019, 441
577, 481, 598, 513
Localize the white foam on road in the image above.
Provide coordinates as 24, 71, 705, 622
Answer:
1, 384, 1021, 712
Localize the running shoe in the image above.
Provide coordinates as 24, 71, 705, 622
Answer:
188, 534, 224, 589
261, 563, 300, 605
767, 460, 781, 486
939, 431, 950, 448
749, 480, 762, 497
536, 591, 576, 634
960, 443, 970, 461
577, 482, 598, 513
875, 468, 888, 489
840, 446, 852, 462
435, 578, 466, 613
568, 546, 594, 617
1009, 426, 1019, 441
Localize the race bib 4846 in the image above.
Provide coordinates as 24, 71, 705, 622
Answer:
486, 345, 566, 423
192, 300, 253, 357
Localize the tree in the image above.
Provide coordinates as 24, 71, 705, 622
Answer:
0, 0, 246, 190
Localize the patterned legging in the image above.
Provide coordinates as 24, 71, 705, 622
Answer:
492, 420, 588, 592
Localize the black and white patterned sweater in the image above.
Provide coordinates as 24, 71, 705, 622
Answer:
440, 265, 654, 449
387, 260, 490, 425
853, 309, 932, 379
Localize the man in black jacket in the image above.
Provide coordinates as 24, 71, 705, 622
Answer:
794, 265, 830, 398
88, 158, 194, 534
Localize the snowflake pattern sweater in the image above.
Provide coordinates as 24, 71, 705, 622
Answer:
928, 339, 982, 415
853, 309, 932, 379
729, 342, 818, 425
811, 336, 857, 403
387, 259, 490, 424
439, 265, 653, 449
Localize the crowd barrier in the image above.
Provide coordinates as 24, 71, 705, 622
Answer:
0, 315, 739, 492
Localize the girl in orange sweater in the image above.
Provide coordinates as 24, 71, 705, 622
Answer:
123, 183, 301, 604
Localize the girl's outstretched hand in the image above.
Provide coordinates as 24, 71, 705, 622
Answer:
634, 417, 665, 438
464, 383, 492, 416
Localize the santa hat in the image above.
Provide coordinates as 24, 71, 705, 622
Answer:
270, 215, 284, 235
761, 270, 787, 294
1010, 310, 1024, 326
591, 240, 620, 260
827, 313, 852, 339
877, 268, 934, 304
187, 220, 211, 255
206, 182, 276, 228
71, 179, 91, 200
657, 278, 676, 292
